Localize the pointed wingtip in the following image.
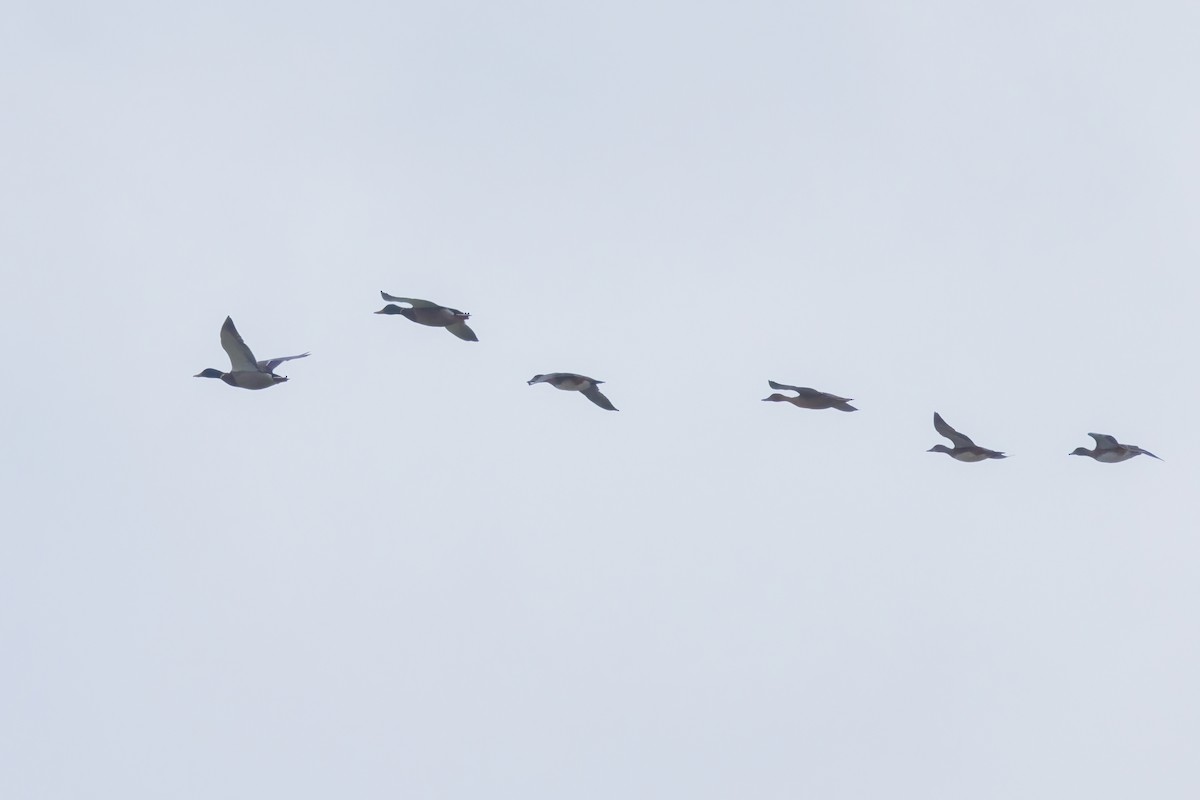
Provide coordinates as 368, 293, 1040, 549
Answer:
446, 323, 479, 342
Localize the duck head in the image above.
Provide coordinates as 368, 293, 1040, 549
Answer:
374, 304, 411, 316
761, 393, 790, 402
194, 368, 226, 379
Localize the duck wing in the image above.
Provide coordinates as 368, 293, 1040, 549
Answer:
380, 292, 441, 308
768, 380, 803, 392
934, 412, 976, 448
582, 385, 618, 411
258, 352, 311, 374
220, 316, 260, 372
798, 387, 849, 403
445, 321, 478, 342
1088, 433, 1121, 451
1130, 446, 1163, 461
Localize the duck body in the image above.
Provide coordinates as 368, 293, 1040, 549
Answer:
927, 443, 1006, 462
375, 293, 478, 341
194, 367, 287, 390
194, 316, 309, 391
384, 305, 463, 327
928, 412, 1006, 460
763, 380, 857, 411
527, 373, 618, 411
1070, 433, 1161, 462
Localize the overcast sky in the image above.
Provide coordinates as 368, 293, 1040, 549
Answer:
3, 1, 1198, 797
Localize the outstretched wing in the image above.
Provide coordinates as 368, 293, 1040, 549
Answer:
934, 412, 975, 448
258, 352, 311, 373
582, 385, 618, 411
220, 316, 260, 372
445, 322, 478, 342
1088, 433, 1121, 451
380, 292, 440, 308
798, 387, 847, 403
768, 380, 803, 392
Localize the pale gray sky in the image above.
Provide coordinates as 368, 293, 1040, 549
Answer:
2, 1, 1198, 797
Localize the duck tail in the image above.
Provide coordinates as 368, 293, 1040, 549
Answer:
834, 401, 857, 412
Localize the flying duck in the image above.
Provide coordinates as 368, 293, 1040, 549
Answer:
927, 412, 1006, 461
527, 373, 618, 411
374, 292, 478, 342
194, 316, 309, 390
1070, 433, 1162, 462
762, 380, 857, 411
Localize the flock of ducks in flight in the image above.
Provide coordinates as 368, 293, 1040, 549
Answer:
193, 293, 1163, 465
